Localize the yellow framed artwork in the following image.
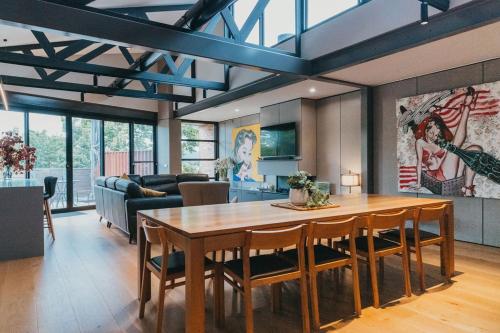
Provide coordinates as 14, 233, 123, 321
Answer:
231, 123, 263, 182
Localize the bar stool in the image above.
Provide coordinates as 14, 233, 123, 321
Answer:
336, 210, 412, 308
43, 176, 57, 240
378, 204, 451, 291
138, 220, 215, 333
223, 225, 310, 333
281, 217, 362, 331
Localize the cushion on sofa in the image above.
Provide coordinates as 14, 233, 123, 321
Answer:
177, 173, 209, 183
128, 174, 142, 185
105, 177, 120, 189
95, 176, 106, 187
115, 179, 144, 199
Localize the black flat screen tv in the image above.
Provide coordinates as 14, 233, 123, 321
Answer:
260, 122, 297, 159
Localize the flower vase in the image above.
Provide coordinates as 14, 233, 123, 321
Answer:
219, 170, 229, 182
3, 165, 13, 180
289, 188, 309, 206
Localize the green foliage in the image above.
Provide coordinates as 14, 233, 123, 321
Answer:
181, 123, 199, 155
288, 171, 331, 208
287, 171, 314, 190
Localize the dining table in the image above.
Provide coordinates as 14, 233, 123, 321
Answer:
137, 194, 454, 333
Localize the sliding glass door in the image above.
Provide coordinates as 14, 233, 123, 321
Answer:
104, 121, 130, 177
133, 124, 155, 175
29, 113, 68, 209
72, 118, 102, 207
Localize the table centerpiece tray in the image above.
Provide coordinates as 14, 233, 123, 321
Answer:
271, 202, 340, 211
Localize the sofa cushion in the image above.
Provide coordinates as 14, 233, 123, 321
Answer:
115, 179, 144, 199
105, 177, 120, 189
95, 176, 106, 187
128, 174, 142, 185
142, 174, 179, 194
177, 173, 209, 183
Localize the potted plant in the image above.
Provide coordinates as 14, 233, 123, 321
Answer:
215, 157, 234, 181
287, 171, 313, 205
0, 131, 37, 180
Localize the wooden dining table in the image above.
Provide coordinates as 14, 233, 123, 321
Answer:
137, 194, 454, 333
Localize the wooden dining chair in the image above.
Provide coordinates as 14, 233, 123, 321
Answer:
281, 217, 361, 331
223, 224, 310, 333
138, 220, 215, 333
336, 210, 411, 308
378, 205, 451, 291
43, 176, 58, 240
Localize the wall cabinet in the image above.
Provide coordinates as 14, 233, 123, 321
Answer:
229, 188, 288, 202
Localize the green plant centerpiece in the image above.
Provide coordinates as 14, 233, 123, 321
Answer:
287, 171, 331, 207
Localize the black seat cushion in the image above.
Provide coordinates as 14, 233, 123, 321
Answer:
281, 244, 350, 266
379, 228, 439, 245
224, 253, 298, 280
142, 174, 180, 194
150, 251, 213, 275
338, 236, 400, 253
177, 173, 209, 183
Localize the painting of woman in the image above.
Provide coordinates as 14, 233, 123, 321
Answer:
231, 124, 262, 182
397, 82, 500, 199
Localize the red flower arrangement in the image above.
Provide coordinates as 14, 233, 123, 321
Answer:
0, 131, 37, 175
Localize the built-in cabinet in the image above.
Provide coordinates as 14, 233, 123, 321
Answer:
229, 188, 288, 202
258, 98, 317, 176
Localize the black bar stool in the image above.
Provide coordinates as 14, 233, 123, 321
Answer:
43, 176, 58, 240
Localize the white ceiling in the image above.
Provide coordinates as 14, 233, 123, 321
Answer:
181, 79, 359, 122
324, 21, 500, 86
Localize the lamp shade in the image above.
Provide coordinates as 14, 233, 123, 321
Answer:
341, 171, 360, 187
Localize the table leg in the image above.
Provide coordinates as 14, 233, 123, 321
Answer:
214, 261, 225, 328
446, 204, 455, 276
137, 219, 151, 302
185, 238, 206, 333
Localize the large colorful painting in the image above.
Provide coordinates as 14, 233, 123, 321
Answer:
231, 124, 263, 182
397, 81, 500, 199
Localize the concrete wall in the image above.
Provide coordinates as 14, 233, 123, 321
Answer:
373, 58, 500, 246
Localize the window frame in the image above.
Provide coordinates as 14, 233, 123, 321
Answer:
180, 120, 219, 179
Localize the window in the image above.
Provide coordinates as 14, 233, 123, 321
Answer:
181, 122, 217, 178
264, 0, 295, 47
0, 110, 25, 179
133, 124, 155, 176
234, 0, 261, 45
104, 121, 130, 176
307, 0, 359, 28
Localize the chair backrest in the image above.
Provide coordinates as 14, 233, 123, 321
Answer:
179, 181, 230, 206
246, 224, 306, 251
368, 209, 408, 232
415, 204, 447, 224
307, 216, 358, 242
142, 220, 164, 245
44, 176, 58, 199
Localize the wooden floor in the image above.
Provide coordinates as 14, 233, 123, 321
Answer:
1, 210, 499, 333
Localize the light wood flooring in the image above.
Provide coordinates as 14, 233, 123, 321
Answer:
1, 210, 499, 333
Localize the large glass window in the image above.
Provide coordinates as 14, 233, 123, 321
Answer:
307, 0, 359, 28
181, 122, 217, 178
72, 118, 101, 207
104, 121, 130, 176
264, 0, 295, 47
234, 0, 261, 45
0, 110, 25, 179
29, 113, 67, 209
133, 124, 155, 176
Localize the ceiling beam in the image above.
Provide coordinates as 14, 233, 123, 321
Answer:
0, 40, 74, 52
426, 0, 450, 12
1, 75, 195, 103
175, 74, 304, 117
0, 50, 227, 91
311, 0, 500, 76
108, 4, 193, 14
0, 0, 310, 76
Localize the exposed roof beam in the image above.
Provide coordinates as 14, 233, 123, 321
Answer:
0, 40, 74, 52
2, 75, 195, 103
108, 4, 193, 14
426, 0, 450, 12
0, 0, 310, 76
175, 74, 304, 117
0, 50, 226, 91
312, 0, 500, 76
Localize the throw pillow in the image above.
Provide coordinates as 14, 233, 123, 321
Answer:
142, 187, 167, 197
120, 173, 130, 180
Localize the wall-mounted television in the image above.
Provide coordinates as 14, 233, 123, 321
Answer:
260, 122, 297, 159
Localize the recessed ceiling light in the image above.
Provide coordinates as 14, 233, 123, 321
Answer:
235, 108, 240, 112
309, 87, 316, 94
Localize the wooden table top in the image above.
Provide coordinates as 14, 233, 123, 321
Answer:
138, 194, 452, 238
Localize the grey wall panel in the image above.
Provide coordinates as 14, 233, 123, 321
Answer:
340, 92, 362, 194
373, 78, 417, 195
483, 58, 500, 82
483, 199, 500, 247
260, 104, 280, 127
416, 63, 483, 94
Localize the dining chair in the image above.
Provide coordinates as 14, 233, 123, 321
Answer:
43, 176, 58, 240
223, 224, 310, 333
138, 220, 215, 333
281, 217, 362, 331
336, 210, 411, 308
378, 205, 450, 291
